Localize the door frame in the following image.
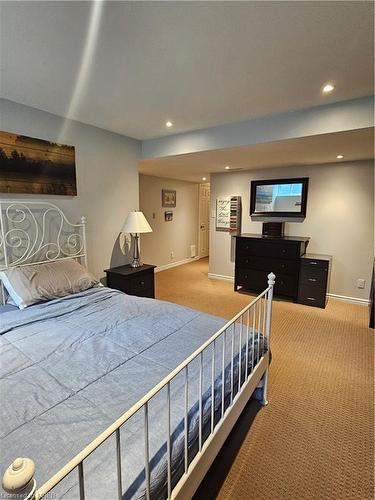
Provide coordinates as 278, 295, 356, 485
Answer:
198, 182, 210, 259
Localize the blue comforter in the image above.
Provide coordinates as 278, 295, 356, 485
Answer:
0, 287, 265, 499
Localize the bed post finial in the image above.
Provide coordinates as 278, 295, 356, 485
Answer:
80, 216, 88, 268
2, 457, 36, 499
267, 272, 276, 287
261, 272, 276, 407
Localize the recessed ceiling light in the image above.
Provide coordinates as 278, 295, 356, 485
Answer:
166, 121, 173, 128
202, 177, 207, 181
225, 165, 230, 170
322, 83, 334, 94
336, 154, 344, 159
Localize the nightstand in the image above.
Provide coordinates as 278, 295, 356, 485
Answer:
297, 254, 332, 308
104, 264, 156, 298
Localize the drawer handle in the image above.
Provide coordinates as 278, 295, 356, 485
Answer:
307, 297, 316, 301
281, 264, 286, 269
308, 278, 317, 282
282, 249, 286, 253
140, 281, 145, 285
309, 261, 318, 265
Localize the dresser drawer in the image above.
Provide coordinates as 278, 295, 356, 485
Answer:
130, 272, 154, 297
298, 285, 326, 308
299, 267, 328, 288
301, 259, 329, 271
237, 268, 296, 297
236, 254, 299, 276
236, 238, 299, 260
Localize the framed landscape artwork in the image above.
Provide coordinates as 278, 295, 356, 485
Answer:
0, 131, 77, 196
162, 189, 176, 207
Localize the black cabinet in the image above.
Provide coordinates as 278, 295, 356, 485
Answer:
234, 234, 310, 302
105, 264, 156, 298
297, 254, 332, 308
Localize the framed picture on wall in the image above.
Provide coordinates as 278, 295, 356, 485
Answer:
216, 197, 231, 231
162, 189, 176, 207
164, 211, 173, 221
0, 130, 77, 196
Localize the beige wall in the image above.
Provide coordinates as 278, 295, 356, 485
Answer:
139, 175, 199, 267
209, 161, 374, 301
0, 99, 141, 279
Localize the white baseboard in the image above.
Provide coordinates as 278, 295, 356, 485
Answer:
208, 273, 369, 306
208, 272, 234, 282
155, 256, 200, 273
327, 293, 370, 306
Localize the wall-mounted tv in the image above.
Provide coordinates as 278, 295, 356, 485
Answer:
250, 177, 309, 221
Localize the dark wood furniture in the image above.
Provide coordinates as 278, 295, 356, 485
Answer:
234, 233, 310, 302
104, 264, 156, 298
297, 254, 332, 309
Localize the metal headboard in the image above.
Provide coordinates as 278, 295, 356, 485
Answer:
0, 200, 87, 304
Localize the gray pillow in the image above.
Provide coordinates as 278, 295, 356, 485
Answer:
0, 259, 100, 309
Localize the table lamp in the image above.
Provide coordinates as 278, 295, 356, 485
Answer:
122, 211, 152, 267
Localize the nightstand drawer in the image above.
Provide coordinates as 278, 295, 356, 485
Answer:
130, 273, 154, 296
298, 286, 326, 308
299, 267, 328, 288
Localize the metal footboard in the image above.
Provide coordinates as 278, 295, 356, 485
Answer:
2, 273, 275, 500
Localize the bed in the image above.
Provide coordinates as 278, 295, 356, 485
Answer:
0, 201, 275, 500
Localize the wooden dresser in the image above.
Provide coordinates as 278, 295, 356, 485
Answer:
234, 234, 310, 302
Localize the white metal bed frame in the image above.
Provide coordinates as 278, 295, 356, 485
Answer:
0, 200, 275, 500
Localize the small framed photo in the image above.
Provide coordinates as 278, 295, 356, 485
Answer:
162, 189, 176, 207
164, 210, 173, 221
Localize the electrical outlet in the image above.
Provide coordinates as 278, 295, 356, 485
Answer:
170, 251, 174, 260
357, 279, 366, 289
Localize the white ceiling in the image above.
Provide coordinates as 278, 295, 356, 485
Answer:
1, 1, 374, 140
139, 128, 374, 183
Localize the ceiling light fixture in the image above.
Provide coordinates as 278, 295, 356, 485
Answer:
336, 154, 344, 159
166, 121, 173, 128
322, 83, 334, 94
225, 165, 230, 170
202, 177, 207, 181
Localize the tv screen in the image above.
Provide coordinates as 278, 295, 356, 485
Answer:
250, 178, 308, 220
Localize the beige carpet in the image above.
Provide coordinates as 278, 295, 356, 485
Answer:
156, 258, 374, 500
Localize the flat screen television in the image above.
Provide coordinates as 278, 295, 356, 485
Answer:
250, 177, 309, 221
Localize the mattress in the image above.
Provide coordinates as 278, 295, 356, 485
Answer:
0, 287, 266, 499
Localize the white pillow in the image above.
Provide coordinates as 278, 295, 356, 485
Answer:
0, 259, 100, 309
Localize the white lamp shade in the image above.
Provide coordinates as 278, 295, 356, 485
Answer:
122, 211, 152, 234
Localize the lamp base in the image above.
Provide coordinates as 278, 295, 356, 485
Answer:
130, 259, 142, 268
131, 234, 142, 267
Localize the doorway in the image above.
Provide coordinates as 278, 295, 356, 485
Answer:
198, 182, 210, 258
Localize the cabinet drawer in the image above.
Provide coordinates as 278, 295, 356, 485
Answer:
301, 259, 329, 271
130, 272, 154, 296
299, 267, 327, 288
237, 268, 296, 297
106, 273, 131, 294
237, 239, 299, 260
298, 285, 326, 308
237, 254, 299, 276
